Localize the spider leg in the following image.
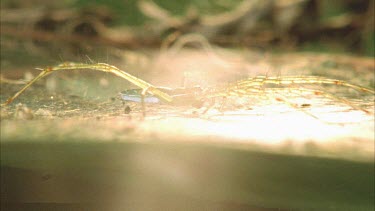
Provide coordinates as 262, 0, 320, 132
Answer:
201, 98, 216, 114
1, 63, 173, 107
1, 67, 53, 106
266, 87, 373, 124
272, 93, 321, 121
297, 88, 374, 115
219, 96, 227, 113
141, 87, 152, 118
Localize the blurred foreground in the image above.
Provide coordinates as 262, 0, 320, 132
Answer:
1, 49, 374, 210
1, 0, 374, 210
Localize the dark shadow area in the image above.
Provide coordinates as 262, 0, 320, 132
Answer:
1, 141, 374, 210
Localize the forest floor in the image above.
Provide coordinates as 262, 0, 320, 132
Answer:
1, 48, 374, 210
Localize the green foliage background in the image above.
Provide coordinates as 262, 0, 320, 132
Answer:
1, 0, 373, 56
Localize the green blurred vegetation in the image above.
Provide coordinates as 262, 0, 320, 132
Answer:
72, 0, 243, 26
0, 0, 373, 56
73, 0, 146, 25
71, 0, 375, 56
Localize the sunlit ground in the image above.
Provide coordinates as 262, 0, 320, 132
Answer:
1, 48, 374, 210
140, 101, 374, 161
1, 94, 374, 209
2, 99, 374, 162
1, 48, 374, 163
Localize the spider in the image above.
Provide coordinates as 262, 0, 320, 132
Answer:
1, 62, 374, 123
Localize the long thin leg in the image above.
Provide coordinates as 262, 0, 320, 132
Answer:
1, 63, 172, 107
208, 76, 374, 115
141, 87, 151, 118
219, 96, 227, 113
1, 68, 52, 106
201, 98, 216, 114
264, 87, 374, 114
236, 76, 375, 94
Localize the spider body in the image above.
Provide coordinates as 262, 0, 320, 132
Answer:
120, 86, 204, 108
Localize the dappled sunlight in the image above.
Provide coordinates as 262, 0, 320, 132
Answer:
1, 1, 374, 210
136, 103, 374, 161
1, 33, 374, 164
